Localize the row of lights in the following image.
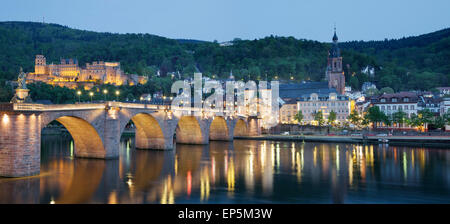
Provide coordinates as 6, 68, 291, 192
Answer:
76, 90, 120, 102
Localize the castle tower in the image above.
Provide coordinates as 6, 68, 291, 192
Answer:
326, 28, 345, 94
34, 55, 47, 74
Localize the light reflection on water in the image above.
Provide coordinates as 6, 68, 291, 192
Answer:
0, 135, 449, 204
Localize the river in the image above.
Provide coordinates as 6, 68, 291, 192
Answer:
0, 135, 449, 203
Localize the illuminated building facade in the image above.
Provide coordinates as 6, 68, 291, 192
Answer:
279, 99, 298, 124
27, 55, 147, 89
297, 92, 350, 125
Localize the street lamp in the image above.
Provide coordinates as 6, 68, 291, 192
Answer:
103, 89, 108, 101
77, 90, 81, 103
89, 92, 94, 103
115, 90, 120, 101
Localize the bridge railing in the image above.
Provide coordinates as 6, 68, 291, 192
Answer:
107, 102, 159, 110
6, 102, 249, 117
13, 103, 44, 111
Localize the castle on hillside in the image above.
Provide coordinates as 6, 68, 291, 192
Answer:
26, 55, 147, 89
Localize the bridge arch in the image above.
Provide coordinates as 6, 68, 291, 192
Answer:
233, 119, 248, 137
209, 116, 231, 141
175, 116, 207, 144
126, 113, 167, 150
44, 115, 106, 158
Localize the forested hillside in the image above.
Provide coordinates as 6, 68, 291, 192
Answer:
0, 21, 449, 95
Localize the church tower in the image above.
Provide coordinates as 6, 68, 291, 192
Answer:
326, 28, 345, 95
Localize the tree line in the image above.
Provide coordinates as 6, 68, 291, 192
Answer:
0, 21, 449, 103
293, 107, 450, 130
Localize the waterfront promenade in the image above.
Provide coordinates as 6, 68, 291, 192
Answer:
237, 134, 450, 148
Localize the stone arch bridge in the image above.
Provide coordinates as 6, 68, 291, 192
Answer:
0, 102, 261, 177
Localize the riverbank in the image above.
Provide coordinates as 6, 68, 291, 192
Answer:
236, 135, 450, 148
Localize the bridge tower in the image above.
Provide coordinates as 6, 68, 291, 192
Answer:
0, 110, 41, 177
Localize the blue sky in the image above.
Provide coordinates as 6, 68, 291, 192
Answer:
1, 0, 449, 42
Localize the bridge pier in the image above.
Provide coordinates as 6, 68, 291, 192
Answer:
101, 111, 121, 158
0, 112, 41, 177
248, 116, 262, 136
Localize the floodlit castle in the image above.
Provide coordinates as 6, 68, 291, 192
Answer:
26, 55, 147, 89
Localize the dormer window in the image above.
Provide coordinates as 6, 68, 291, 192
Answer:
392, 98, 397, 102
380, 98, 386, 103
403, 98, 409, 102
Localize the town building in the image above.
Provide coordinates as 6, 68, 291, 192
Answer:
440, 97, 450, 116
371, 92, 419, 117
418, 95, 441, 114
279, 99, 298, 124
26, 55, 147, 89
297, 92, 350, 125
436, 87, 450, 97
362, 82, 377, 92
277, 29, 350, 125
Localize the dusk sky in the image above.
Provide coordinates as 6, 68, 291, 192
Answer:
1, 0, 449, 42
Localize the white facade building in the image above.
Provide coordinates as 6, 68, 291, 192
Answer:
297, 93, 350, 125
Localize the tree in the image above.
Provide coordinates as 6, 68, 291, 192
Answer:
418, 109, 434, 130
361, 115, 370, 127
366, 106, 388, 128
444, 109, 450, 125
349, 76, 359, 90
328, 110, 337, 126
383, 114, 392, 127
313, 110, 325, 126
365, 88, 380, 97
392, 109, 408, 127
432, 116, 445, 129
294, 110, 303, 124
379, 87, 394, 94
348, 109, 362, 128
408, 113, 421, 128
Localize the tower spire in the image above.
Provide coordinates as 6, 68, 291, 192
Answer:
332, 24, 338, 42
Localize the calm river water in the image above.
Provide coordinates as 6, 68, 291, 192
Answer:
1, 135, 449, 204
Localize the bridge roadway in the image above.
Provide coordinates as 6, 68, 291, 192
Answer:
0, 102, 261, 177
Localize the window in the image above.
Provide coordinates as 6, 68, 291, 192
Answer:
381, 106, 385, 110
411, 105, 414, 110
380, 98, 386, 102
403, 98, 409, 102
387, 106, 391, 110
392, 98, 397, 102
404, 105, 408, 110
393, 106, 397, 110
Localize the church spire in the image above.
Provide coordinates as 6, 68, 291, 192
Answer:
330, 26, 340, 58
332, 25, 338, 42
